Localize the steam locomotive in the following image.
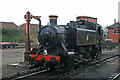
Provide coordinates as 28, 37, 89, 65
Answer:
25, 15, 103, 71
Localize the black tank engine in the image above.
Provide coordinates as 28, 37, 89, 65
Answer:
25, 15, 103, 70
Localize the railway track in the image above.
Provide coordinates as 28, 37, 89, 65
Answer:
2, 67, 50, 80
12, 69, 49, 80
3, 54, 119, 80
91, 55, 119, 65
50, 55, 119, 79
109, 72, 120, 80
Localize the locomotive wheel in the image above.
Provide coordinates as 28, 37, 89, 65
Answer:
95, 52, 102, 60
55, 66, 62, 73
64, 55, 75, 71
49, 64, 56, 71
85, 51, 91, 59
81, 47, 91, 59
44, 62, 56, 71
28, 60, 35, 69
90, 50, 96, 59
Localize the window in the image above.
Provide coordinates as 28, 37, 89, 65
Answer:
113, 29, 120, 34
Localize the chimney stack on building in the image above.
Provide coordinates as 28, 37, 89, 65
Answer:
114, 19, 116, 24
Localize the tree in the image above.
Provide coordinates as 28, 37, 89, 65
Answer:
2, 27, 8, 34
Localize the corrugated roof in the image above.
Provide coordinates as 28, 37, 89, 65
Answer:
108, 22, 120, 28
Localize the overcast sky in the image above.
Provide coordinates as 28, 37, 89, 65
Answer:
0, 0, 119, 27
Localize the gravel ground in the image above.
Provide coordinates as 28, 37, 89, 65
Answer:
70, 57, 119, 79
1, 48, 26, 78
1, 46, 119, 79
2, 48, 25, 63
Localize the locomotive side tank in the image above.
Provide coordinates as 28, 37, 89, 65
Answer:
66, 20, 102, 47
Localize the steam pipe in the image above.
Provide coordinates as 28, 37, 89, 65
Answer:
37, 18, 41, 31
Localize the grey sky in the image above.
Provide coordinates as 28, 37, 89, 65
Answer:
0, 0, 119, 27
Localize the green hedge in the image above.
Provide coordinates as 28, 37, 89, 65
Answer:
2, 27, 38, 43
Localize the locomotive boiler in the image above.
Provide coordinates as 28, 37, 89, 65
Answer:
25, 15, 103, 71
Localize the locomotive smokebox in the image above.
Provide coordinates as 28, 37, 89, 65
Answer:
49, 15, 58, 25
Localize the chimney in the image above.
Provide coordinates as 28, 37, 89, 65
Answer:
49, 15, 58, 25
114, 19, 116, 24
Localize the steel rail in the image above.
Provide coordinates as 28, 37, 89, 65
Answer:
47, 55, 119, 79
8, 55, 119, 80
109, 73, 120, 80
91, 55, 119, 65
11, 69, 49, 80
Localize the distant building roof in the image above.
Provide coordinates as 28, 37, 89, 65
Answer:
0, 22, 18, 29
107, 22, 120, 28
19, 23, 40, 32
20, 23, 39, 29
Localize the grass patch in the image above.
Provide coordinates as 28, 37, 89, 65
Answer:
2, 34, 25, 43
2, 28, 38, 43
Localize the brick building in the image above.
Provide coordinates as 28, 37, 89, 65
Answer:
107, 22, 120, 43
76, 16, 97, 23
20, 23, 39, 32
0, 22, 18, 29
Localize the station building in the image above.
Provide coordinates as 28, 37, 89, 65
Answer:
107, 22, 120, 43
